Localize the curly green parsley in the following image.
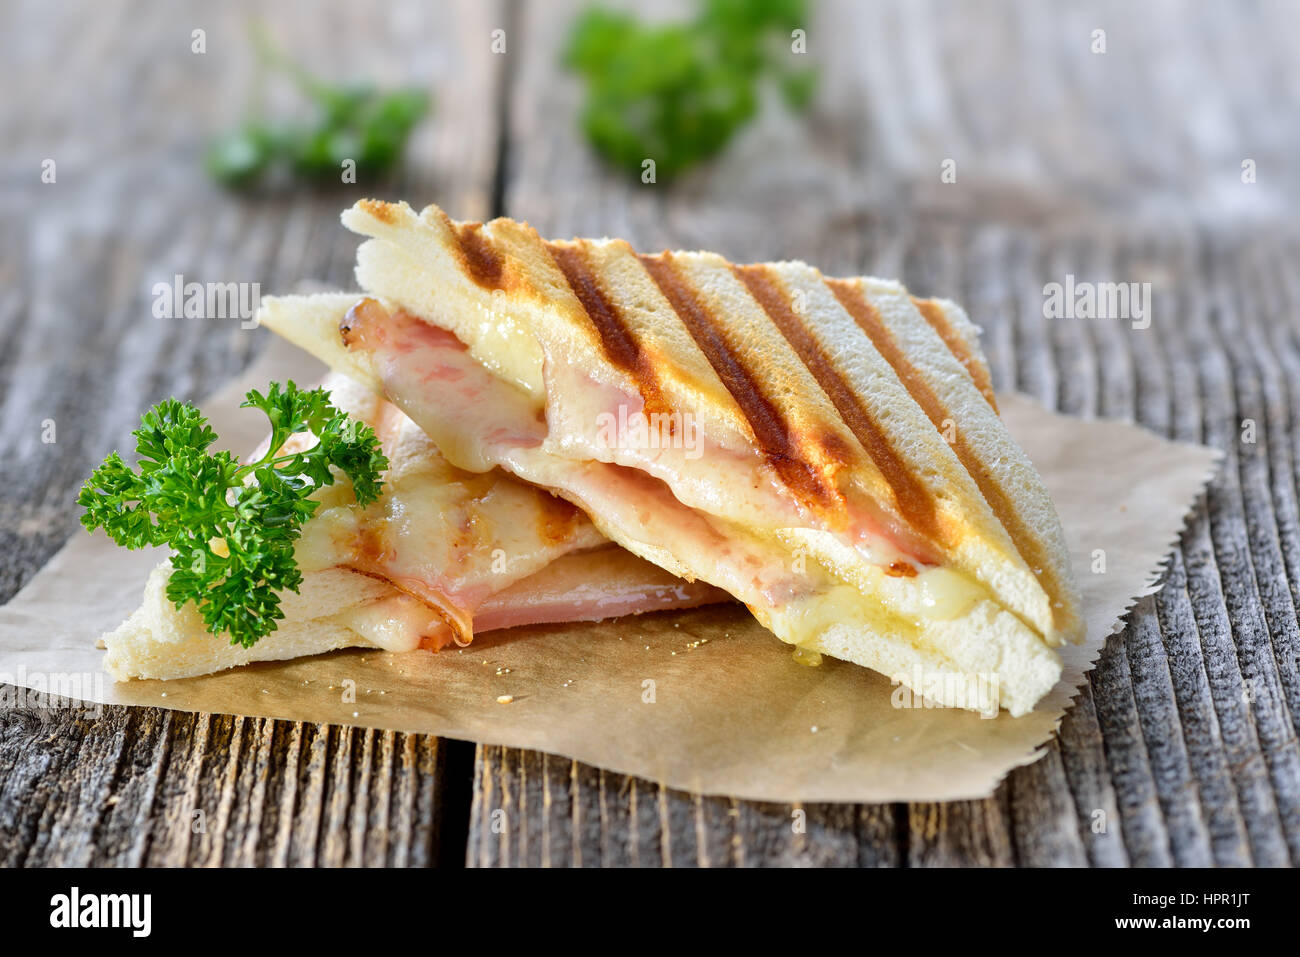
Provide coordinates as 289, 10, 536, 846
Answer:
78, 381, 388, 649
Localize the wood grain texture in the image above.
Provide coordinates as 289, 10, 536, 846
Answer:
3, 0, 1300, 866
0, 698, 446, 866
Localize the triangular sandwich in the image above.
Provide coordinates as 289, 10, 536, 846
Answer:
258, 201, 1083, 714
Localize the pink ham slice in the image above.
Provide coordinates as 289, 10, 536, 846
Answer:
418, 546, 729, 649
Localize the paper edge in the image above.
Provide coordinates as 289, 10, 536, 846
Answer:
952, 394, 1225, 802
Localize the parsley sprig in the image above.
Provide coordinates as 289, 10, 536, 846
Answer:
564, 0, 816, 180
78, 382, 388, 649
206, 25, 429, 188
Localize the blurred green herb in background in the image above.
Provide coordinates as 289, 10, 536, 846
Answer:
206, 26, 429, 188
564, 0, 816, 181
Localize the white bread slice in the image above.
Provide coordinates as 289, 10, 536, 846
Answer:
103, 562, 426, 680
106, 547, 731, 682
825, 279, 1082, 645
103, 365, 728, 681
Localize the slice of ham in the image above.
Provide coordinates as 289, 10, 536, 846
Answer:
418, 546, 728, 649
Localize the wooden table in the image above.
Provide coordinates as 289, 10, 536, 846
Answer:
2, 0, 1298, 866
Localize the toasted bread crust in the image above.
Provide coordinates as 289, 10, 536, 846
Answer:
732, 262, 940, 535
638, 252, 847, 513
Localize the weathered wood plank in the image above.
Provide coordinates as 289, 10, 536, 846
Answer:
1053, 687, 1130, 866
1210, 237, 1300, 861
1187, 235, 1293, 865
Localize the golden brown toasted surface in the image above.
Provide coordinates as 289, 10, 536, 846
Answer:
639, 252, 847, 513
546, 242, 671, 418
448, 217, 509, 290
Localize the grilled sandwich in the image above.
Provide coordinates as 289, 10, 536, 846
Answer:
104, 372, 726, 680
258, 200, 1084, 715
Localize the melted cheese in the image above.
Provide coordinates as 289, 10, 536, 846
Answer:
469, 299, 547, 400
776, 527, 985, 627
338, 596, 439, 652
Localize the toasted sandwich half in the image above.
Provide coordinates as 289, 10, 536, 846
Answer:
103, 372, 726, 680
258, 201, 1084, 715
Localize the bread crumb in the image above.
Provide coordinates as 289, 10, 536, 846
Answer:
496, 695, 514, 704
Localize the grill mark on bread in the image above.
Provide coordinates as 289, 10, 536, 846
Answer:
638, 252, 839, 509
734, 264, 940, 542
454, 222, 506, 289
831, 279, 1065, 625
434, 208, 506, 290
547, 242, 669, 416
912, 297, 998, 410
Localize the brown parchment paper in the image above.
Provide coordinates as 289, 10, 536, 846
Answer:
0, 337, 1220, 803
